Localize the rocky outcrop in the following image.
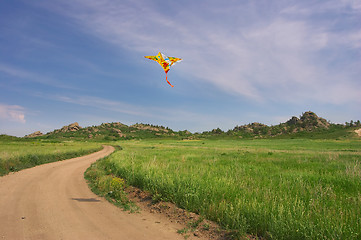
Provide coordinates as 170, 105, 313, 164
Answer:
101, 122, 127, 128
112, 128, 127, 138
355, 129, 361, 137
57, 122, 82, 133
287, 111, 330, 131
233, 123, 269, 134
131, 123, 169, 133
24, 131, 43, 138
48, 122, 82, 135
231, 111, 331, 137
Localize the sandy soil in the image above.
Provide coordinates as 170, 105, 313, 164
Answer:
0, 146, 190, 240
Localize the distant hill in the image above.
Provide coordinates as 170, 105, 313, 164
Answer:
32, 122, 191, 141
0, 134, 21, 141
202, 111, 361, 139
24, 111, 360, 140
234, 111, 331, 136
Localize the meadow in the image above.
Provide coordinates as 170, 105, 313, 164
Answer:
0, 138, 102, 176
96, 139, 361, 239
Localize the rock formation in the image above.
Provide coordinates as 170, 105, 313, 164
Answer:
55, 122, 82, 133
24, 131, 43, 138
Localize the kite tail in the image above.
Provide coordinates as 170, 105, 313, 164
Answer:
166, 72, 174, 87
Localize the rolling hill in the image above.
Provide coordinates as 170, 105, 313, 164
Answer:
22, 111, 360, 140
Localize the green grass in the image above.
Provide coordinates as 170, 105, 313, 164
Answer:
0, 139, 102, 176
84, 157, 139, 212
100, 139, 361, 239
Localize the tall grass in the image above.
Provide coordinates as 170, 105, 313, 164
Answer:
0, 140, 102, 176
84, 158, 139, 212
102, 139, 361, 239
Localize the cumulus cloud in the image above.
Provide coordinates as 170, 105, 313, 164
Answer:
0, 103, 26, 123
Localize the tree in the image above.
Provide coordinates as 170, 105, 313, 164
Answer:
212, 128, 224, 134
356, 120, 361, 127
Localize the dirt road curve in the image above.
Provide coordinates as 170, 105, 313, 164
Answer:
0, 146, 183, 240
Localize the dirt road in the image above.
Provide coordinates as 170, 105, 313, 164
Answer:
0, 146, 184, 240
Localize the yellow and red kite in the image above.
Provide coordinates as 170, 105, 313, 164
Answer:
144, 52, 182, 87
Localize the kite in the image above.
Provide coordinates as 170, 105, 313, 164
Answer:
144, 52, 182, 87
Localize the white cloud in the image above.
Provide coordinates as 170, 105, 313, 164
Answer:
38, 0, 361, 105
0, 103, 26, 123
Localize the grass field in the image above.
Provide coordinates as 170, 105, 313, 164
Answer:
0, 139, 102, 176
97, 139, 361, 239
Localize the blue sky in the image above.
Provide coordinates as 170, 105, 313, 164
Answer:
1, 0, 360, 137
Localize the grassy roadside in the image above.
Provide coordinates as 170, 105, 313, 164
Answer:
0, 140, 102, 176
95, 139, 361, 239
84, 146, 138, 212
84, 145, 234, 240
